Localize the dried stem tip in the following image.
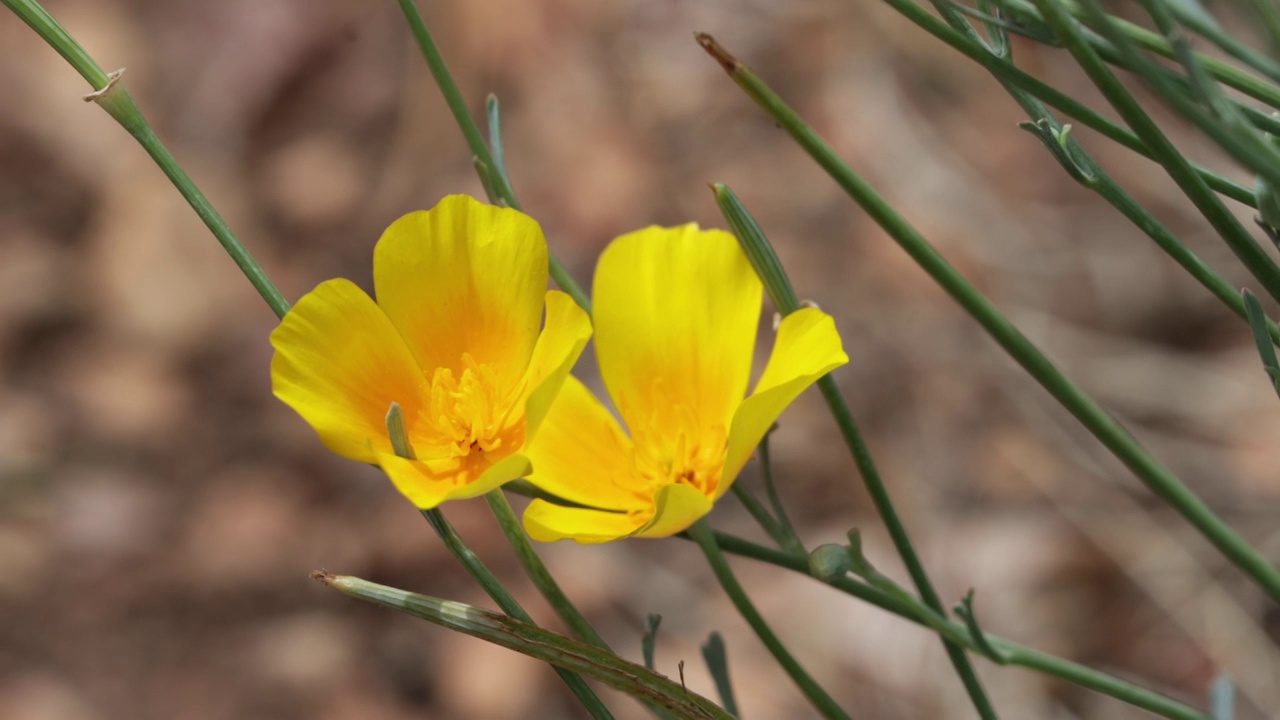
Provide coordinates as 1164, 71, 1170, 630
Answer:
695, 32, 739, 74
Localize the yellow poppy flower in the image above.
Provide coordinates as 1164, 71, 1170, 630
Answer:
270, 195, 591, 509
522, 224, 848, 542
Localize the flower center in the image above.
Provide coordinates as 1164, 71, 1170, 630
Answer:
628, 397, 728, 499
412, 354, 516, 459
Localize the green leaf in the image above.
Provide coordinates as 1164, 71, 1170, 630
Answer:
642, 614, 662, 670
1242, 289, 1280, 398
700, 633, 739, 718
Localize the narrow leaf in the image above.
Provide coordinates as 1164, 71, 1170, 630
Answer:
643, 614, 662, 670
700, 633, 740, 718
1242, 289, 1280, 397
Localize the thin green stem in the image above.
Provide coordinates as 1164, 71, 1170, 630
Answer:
4, 0, 290, 320
1247, 0, 1280, 58
729, 483, 801, 552
939, 10, 1280, 346
879, 0, 1255, 208
320, 574, 730, 720
395, 0, 591, 313
687, 519, 851, 720
485, 492, 679, 720
3, 0, 107, 87
1164, 0, 1280, 83
421, 509, 613, 719
503, 477, 1208, 718
697, 32, 1280, 604
713, 182, 998, 719
995, 0, 1280, 196
386, 415, 610, 716
758, 435, 801, 549
484, 490, 608, 647
690, 532, 1208, 720
996, 0, 1280, 110
1047, 126, 1280, 345
997, 0, 1280, 305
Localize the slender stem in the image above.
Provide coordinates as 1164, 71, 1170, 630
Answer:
421, 510, 613, 719
1000, 0, 1280, 305
758, 435, 802, 548
484, 491, 679, 720
997, 0, 1280, 110
484, 490, 608, 647
878, 0, 1255, 208
320, 574, 731, 720
488, 484, 1210, 718
730, 483, 801, 552
1246, 0, 1280, 58
687, 519, 851, 720
1164, 0, 1280, 83
690, 532, 1208, 720
1000, 0, 1280, 197
713, 182, 998, 718
697, 32, 1280, 604
815, 379, 1000, 720
932, 8, 1280, 346
3, 0, 291, 320
395, 0, 591, 313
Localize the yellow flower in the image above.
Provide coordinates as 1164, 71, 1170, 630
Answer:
270, 195, 591, 509
522, 225, 848, 542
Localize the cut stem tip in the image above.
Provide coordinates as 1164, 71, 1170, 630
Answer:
695, 32, 739, 74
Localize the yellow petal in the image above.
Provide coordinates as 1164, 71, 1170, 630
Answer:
634, 483, 714, 538
373, 195, 548, 391
377, 450, 532, 509
720, 308, 848, 497
270, 278, 424, 464
520, 291, 593, 439
524, 374, 646, 510
522, 499, 644, 544
594, 225, 762, 442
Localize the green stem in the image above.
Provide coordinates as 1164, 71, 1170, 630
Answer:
1164, 0, 1280, 83
691, 532, 1208, 720
319, 574, 731, 720
999, 0, 1280, 205
1246, 0, 1280, 59
713, 182, 998, 719
997, 0, 1280, 110
484, 491, 679, 720
484, 490, 608, 647
991, 0, 1280, 307
395, 0, 591, 313
758, 435, 802, 549
697, 32, 1280, 605
1063, 132, 1280, 346
3, 0, 290, 320
879, 0, 1254, 208
935, 10, 1280, 347
730, 483, 802, 553
687, 519, 851, 720
499, 481, 1208, 718
421, 510, 613, 719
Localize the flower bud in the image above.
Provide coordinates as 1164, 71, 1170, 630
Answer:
808, 544, 853, 583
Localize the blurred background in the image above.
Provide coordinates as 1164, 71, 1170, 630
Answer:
2, 0, 1280, 718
